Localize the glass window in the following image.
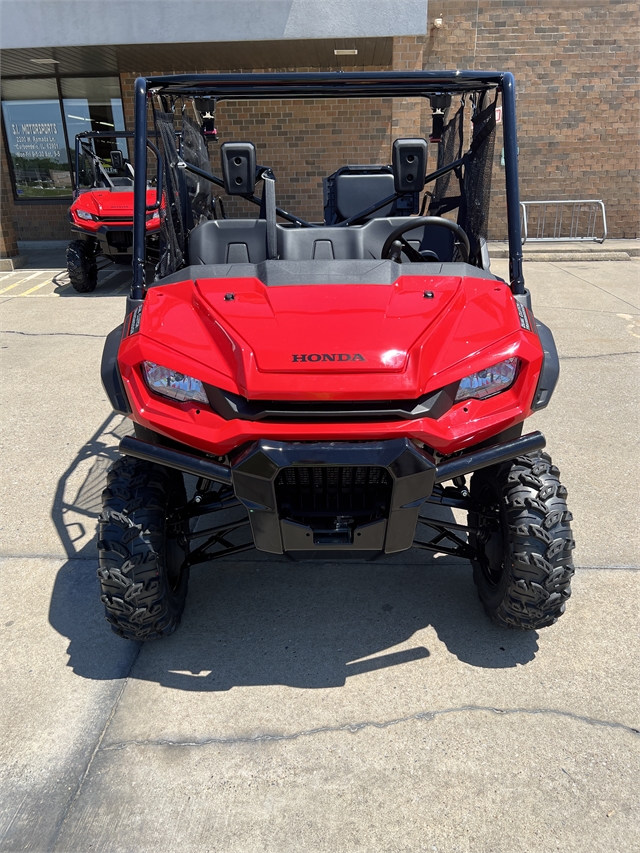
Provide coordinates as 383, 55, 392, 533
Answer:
1, 75, 126, 201
60, 77, 127, 164
1, 78, 73, 198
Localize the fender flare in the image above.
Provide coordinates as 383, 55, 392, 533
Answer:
101, 324, 131, 415
532, 319, 560, 410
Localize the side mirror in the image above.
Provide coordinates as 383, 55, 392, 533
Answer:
392, 138, 427, 194
110, 150, 124, 170
220, 141, 256, 196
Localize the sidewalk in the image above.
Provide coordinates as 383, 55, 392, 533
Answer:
0, 257, 638, 853
489, 238, 640, 262
2, 238, 639, 274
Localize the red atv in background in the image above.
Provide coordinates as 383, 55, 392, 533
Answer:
99, 71, 575, 641
67, 131, 162, 292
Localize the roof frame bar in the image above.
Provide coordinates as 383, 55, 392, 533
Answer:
131, 71, 524, 301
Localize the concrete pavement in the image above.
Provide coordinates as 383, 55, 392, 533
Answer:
0, 252, 638, 852
488, 238, 640, 262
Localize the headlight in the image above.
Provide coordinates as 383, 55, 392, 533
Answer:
142, 361, 208, 404
455, 357, 519, 402
75, 209, 95, 221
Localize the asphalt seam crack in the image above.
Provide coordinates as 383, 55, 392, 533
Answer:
99, 705, 640, 752
559, 351, 638, 361
1, 329, 106, 339
574, 564, 640, 571
548, 262, 640, 313
0, 555, 638, 573
537, 305, 639, 316
0, 555, 637, 571
0, 554, 96, 561
46, 643, 143, 853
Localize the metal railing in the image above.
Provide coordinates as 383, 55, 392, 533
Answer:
520, 200, 607, 244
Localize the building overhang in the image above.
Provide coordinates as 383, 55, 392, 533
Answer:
1, 0, 427, 50
0, 37, 398, 78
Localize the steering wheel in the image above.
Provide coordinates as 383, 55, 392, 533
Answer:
381, 216, 471, 264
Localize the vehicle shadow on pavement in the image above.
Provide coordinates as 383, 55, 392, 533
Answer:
16, 246, 143, 298
48, 415, 540, 687
53, 266, 134, 297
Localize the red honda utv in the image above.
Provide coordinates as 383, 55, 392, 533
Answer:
99, 71, 574, 640
67, 131, 162, 292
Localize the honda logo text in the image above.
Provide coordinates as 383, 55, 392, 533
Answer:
291, 353, 366, 363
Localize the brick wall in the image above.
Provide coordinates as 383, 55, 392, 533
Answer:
2, 4, 638, 244
120, 64, 398, 222
1, 130, 71, 244
118, 18, 640, 237
425, 0, 640, 239
117, 39, 427, 222
1, 131, 71, 242
391, 35, 426, 139
10, 202, 71, 242
0, 142, 19, 257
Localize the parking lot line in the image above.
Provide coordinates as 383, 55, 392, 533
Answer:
22, 278, 55, 296
100, 271, 120, 285
3, 293, 77, 298
0, 271, 48, 294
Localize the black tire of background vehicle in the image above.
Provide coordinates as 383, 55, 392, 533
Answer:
97, 456, 189, 640
468, 451, 575, 630
66, 239, 98, 293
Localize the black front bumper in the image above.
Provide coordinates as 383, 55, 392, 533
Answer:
118, 431, 546, 555
231, 439, 436, 554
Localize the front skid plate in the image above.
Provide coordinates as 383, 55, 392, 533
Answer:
231, 438, 436, 554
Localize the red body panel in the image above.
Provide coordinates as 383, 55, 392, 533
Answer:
118, 272, 544, 456
70, 189, 160, 232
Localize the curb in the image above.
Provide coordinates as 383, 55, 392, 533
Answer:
17, 240, 69, 250
0, 255, 29, 272
489, 251, 633, 262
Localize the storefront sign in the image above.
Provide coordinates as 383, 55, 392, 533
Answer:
9, 121, 63, 160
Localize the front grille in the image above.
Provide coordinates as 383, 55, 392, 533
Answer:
274, 465, 392, 528
205, 383, 457, 423
106, 230, 133, 250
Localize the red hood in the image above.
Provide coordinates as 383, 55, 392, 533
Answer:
196, 276, 461, 373
135, 271, 526, 400
73, 190, 130, 218
69, 189, 160, 231
71, 189, 156, 219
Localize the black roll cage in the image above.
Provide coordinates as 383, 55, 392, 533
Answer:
131, 71, 524, 300
75, 129, 164, 212
74, 130, 134, 197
